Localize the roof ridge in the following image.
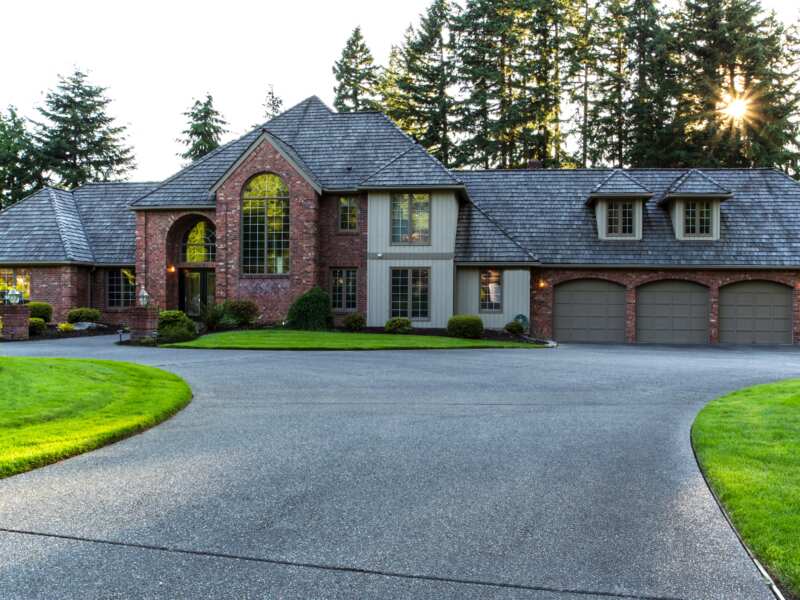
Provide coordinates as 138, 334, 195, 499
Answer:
666, 168, 731, 195
359, 145, 415, 184
262, 129, 321, 187
47, 188, 80, 262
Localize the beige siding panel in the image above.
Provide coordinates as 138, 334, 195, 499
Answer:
367, 259, 454, 328
455, 268, 530, 329
367, 191, 458, 254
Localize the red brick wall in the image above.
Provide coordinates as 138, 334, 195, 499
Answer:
0, 305, 30, 340
89, 268, 137, 327
29, 265, 92, 322
318, 194, 368, 323
215, 138, 320, 323
531, 268, 800, 343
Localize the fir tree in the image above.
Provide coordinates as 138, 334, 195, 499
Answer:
263, 85, 284, 120
0, 107, 42, 208
33, 70, 134, 189
333, 27, 381, 112
178, 94, 228, 162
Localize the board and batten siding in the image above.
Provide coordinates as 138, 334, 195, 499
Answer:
366, 191, 459, 328
455, 268, 531, 329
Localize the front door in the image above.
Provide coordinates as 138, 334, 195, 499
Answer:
179, 269, 215, 317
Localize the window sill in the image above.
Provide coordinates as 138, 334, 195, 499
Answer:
390, 242, 433, 247
336, 230, 360, 235
240, 273, 291, 279
479, 309, 503, 314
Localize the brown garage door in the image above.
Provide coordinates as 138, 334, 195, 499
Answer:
720, 281, 792, 345
554, 279, 626, 343
637, 281, 709, 344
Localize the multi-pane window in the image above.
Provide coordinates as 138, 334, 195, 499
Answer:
606, 200, 634, 237
391, 268, 430, 319
331, 268, 357, 312
0, 268, 31, 301
338, 197, 358, 231
242, 173, 290, 274
107, 268, 136, 308
479, 269, 502, 312
182, 220, 216, 263
684, 200, 712, 237
391, 193, 431, 244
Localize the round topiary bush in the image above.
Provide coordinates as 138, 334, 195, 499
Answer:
385, 317, 412, 334
28, 317, 46, 336
224, 299, 260, 327
157, 310, 197, 344
342, 312, 366, 332
447, 314, 484, 339
504, 320, 525, 336
67, 307, 101, 324
28, 302, 53, 323
287, 287, 333, 330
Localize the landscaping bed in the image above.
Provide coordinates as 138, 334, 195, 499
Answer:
0, 357, 191, 478
692, 380, 800, 599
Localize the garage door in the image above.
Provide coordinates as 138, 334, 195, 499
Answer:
720, 281, 792, 344
637, 281, 709, 344
554, 279, 626, 343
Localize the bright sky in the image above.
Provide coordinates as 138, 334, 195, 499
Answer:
2, 0, 797, 182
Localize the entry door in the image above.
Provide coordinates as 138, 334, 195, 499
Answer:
180, 270, 215, 316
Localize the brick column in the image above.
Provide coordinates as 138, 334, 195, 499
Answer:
0, 305, 31, 341
708, 284, 720, 344
793, 286, 800, 344
129, 306, 159, 341
625, 287, 637, 343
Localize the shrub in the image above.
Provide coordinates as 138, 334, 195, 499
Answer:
28, 302, 53, 323
287, 287, 333, 330
225, 299, 260, 327
28, 317, 46, 336
342, 312, 366, 332
385, 317, 412, 334
57, 322, 75, 333
447, 314, 484, 339
504, 320, 525, 336
202, 303, 232, 332
157, 310, 197, 344
67, 307, 101, 323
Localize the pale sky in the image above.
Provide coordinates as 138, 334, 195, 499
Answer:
2, 0, 797, 182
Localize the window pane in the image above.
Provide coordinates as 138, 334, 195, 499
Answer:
411, 268, 429, 319
182, 221, 216, 263
411, 194, 430, 243
242, 174, 290, 274
391, 195, 410, 243
391, 269, 409, 317
108, 268, 136, 308
607, 201, 633, 236
243, 173, 288, 198
331, 268, 357, 311
685, 201, 697, 235
699, 201, 711, 235
242, 199, 266, 274
479, 269, 502, 311
0, 269, 30, 301
622, 202, 633, 234
339, 197, 358, 231
267, 198, 290, 274
607, 202, 619, 235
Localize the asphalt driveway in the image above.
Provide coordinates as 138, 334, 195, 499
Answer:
1, 337, 797, 600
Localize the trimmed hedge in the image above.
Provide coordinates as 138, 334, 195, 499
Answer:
447, 314, 484, 339
385, 317, 412, 334
504, 320, 525, 336
67, 307, 101, 324
157, 310, 197, 344
28, 318, 46, 336
225, 299, 260, 326
287, 287, 333, 330
342, 312, 366, 332
28, 302, 53, 323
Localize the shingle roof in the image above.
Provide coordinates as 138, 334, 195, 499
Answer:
360, 144, 462, 188
131, 96, 456, 208
665, 168, 732, 197
455, 200, 538, 263
457, 168, 800, 267
589, 169, 653, 198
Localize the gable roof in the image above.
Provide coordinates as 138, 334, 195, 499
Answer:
456, 168, 800, 268
455, 200, 538, 263
588, 169, 653, 200
665, 169, 732, 198
131, 96, 458, 208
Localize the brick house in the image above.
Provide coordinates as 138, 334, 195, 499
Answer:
2, 96, 800, 344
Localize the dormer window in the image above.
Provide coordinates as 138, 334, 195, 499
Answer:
607, 200, 635, 237
684, 199, 712, 237
587, 170, 652, 241
662, 170, 731, 241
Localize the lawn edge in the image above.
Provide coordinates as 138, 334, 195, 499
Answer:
163, 343, 542, 351
690, 401, 792, 600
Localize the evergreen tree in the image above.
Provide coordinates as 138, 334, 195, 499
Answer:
33, 70, 134, 189
0, 107, 42, 208
674, 0, 800, 169
381, 0, 456, 165
263, 85, 284, 120
333, 27, 381, 112
178, 94, 228, 162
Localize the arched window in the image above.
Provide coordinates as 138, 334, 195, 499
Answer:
242, 173, 290, 274
181, 220, 216, 263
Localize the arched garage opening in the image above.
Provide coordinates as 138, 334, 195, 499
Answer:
720, 280, 792, 345
553, 279, 626, 343
636, 280, 709, 344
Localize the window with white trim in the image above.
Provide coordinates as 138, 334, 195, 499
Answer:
331, 268, 357, 312
391, 268, 430, 319
684, 200, 712, 237
479, 269, 502, 312
606, 200, 635, 237
391, 193, 431, 244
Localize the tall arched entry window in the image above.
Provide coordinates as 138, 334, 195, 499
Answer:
181, 220, 216, 263
241, 173, 290, 275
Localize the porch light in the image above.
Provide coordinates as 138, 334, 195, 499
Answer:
537, 279, 548, 289
138, 286, 151, 308
5, 288, 22, 305
167, 265, 176, 273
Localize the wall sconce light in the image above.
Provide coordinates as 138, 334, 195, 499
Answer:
537, 279, 548, 289
167, 265, 176, 273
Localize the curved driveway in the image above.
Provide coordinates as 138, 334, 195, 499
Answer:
1, 337, 797, 600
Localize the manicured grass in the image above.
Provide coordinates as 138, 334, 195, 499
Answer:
692, 380, 800, 599
0, 357, 191, 478
167, 328, 539, 350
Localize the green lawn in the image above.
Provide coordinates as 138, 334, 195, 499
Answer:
692, 380, 800, 599
0, 357, 191, 478
167, 328, 539, 350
